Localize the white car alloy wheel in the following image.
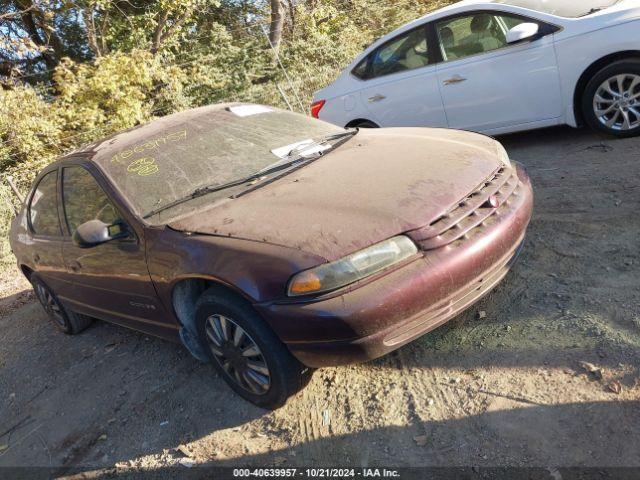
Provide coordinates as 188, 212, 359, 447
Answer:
204, 313, 271, 395
593, 74, 640, 131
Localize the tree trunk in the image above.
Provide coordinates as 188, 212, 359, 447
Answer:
151, 10, 170, 54
151, 7, 193, 54
82, 8, 102, 57
269, 0, 284, 50
14, 0, 63, 71
285, 0, 295, 36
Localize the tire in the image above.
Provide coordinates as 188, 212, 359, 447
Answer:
582, 60, 640, 137
353, 120, 379, 129
31, 275, 93, 334
195, 287, 312, 409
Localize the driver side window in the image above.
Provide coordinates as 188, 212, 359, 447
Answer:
62, 166, 120, 234
436, 13, 530, 62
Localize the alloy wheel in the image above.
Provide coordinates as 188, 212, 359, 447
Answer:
35, 283, 66, 328
593, 74, 640, 131
204, 314, 271, 395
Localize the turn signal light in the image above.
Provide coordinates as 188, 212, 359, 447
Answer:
288, 271, 322, 295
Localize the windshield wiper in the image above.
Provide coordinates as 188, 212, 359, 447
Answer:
293, 130, 358, 154
259, 129, 359, 174
309, 129, 359, 151
583, 1, 620, 16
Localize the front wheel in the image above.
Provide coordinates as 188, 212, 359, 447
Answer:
582, 60, 640, 137
196, 288, 312, 409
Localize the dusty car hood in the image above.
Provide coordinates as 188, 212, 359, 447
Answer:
168, 128, 502, 261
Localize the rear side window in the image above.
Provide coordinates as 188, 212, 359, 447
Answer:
28, 170, 61, 237
351, 58, 369, 80
62, 166, 120, 234
353, 27, 430, 80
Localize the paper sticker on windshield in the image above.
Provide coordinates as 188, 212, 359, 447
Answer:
229, 105, 273, 117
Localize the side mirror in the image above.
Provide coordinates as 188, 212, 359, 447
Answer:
73, 219, 128, 248
506, 23, 540, 44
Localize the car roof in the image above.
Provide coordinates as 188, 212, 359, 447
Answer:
490, 0, 622, 17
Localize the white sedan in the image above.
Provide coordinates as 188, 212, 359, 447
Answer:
312, 0, 640, 137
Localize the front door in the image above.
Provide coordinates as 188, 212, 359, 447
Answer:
359, 25, 448, 128
433, 11, 562, 132
58, 164, 167, 331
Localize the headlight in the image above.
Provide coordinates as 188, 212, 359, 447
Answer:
495, 142, 512, 168
287, 236, 418, 297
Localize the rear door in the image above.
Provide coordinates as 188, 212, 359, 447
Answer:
58, 163, 168, 331
433, 11, 562, 132
24, 169, 66, 291
357, 25, 448, 127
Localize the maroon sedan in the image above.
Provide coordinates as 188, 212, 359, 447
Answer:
10, 104, 533, 408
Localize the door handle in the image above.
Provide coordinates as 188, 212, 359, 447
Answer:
443, 75, 467, 86
368, 94, 387, 103
34, 254, 40, 264
69, 261, 82, 272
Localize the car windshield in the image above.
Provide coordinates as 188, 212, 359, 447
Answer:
94, 105, 346, 221
491, 0, 621, 17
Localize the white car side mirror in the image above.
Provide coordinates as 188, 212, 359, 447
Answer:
506, 23, 540, 44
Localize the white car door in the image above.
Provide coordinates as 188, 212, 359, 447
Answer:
434, 11, 562, 132
357, 25, 448, 128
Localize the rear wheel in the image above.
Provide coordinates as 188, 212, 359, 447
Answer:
582, 60, 640, 137
350, 120, 379, 129
196, 288, 312, 409
31, 275, 93, 334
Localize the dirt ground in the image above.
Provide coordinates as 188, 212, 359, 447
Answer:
1, 126, 639, 474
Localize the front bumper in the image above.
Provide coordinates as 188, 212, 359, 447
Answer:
256, 163, 534, 368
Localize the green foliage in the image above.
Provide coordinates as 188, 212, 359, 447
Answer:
0, 50, 190, 185
0, 86, 63, 181
53, 50, 190, 133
